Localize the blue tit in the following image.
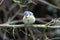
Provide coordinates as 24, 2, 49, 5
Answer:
23, 11, 36, 24
23, 11, 36, 40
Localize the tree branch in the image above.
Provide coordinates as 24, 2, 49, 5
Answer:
0, 0, 4, 5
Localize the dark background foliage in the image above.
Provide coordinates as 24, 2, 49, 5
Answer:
0, 0, 60, 40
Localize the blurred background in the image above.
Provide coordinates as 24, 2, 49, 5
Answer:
0, 0, 60, 40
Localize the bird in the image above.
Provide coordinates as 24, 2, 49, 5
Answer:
23, 11, 36, 24
23, 11, 36, 40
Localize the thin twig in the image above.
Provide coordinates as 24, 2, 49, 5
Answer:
37, 0, 60, 9
20, 29, 31, 37
8, 20, 23, 24
0, 29, 10, 40
25, 27, 28, 40
5, 9, 21, 24
0, 0, 4, 5
28, 26, 36, 40
52, 37, 60, 40
46, 18, 57, 26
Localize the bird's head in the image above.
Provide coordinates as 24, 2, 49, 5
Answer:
24, 11, 33, 18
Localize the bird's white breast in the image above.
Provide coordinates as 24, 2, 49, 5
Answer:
23, 16, 35, 24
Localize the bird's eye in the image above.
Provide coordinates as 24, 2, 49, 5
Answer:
29, 13, 32, 15
30, 13, 31, 15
